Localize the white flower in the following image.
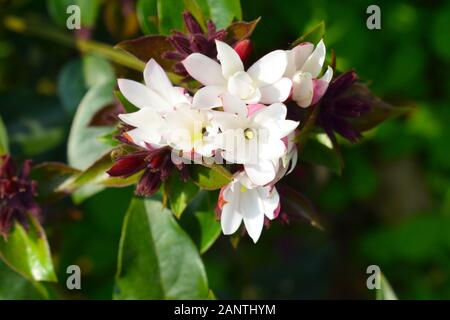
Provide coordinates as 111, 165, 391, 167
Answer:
213, 97, 299, 186
164, 107, 217, 157
117, 59, 193, 148
285, 39, 333, 108
183, 40, 292, 108
219, 171, 280, 243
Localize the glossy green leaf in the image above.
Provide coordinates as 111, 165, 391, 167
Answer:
31, 162, 80, 202
207, 0, 242, 29
114, 198, 209, 299
180, 190, 221, 254
0, 115, 9, 156
157, 0, 186, 34
0, 214, 57, 282
189, 164, 232, 190
57, 59, 87, 115
226, 17, 261, 41
47, 0, 101, 28
165, 170, 200, 218
292, 21, 326, 47
67, 81, 115, 171
376, 272, 398, 300
137, 0, 158, 34
115, 35, 175, 70
0, 259, 49, 299
82, 54, 115, 87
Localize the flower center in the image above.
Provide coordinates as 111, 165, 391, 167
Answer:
244, 128, 254, 140
227, 71, 256, 100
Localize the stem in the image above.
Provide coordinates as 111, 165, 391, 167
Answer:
296, 104, 321, 152
4, 15, 145, 72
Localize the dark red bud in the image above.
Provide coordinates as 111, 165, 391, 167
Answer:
234, 39, 253, 63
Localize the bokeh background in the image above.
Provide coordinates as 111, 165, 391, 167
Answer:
0, 0, 449, 299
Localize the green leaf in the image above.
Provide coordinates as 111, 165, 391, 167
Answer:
376, 272, 398, 300
226, 17, 261, 41
47, 0, 102, 28
82, 54, 115, 88
137, 0, 158, 34
0, 115, 9, 155
165, 170, 200, 218
156, 0, 186, 35
0, 259, 49, 299
57, 59, 87, 115
207, 0, 242, 29
31, 162, 80, 202
67, 81, 115, 171
180, 190, 221, 254
292, 21, 326, 47
114, 198, 209, 299
301, 137, 342, 175
115, 35, 175, 70
0, 214, 57, 282
189, 164, 232, 190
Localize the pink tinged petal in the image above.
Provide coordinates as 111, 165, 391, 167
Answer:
143, 59, 173, 100
215, 40, 244, 78
247, 104, 266, 117
221, 92, 247, 117
292, 72, 314, 108
247, 50, 288, 86
240, 189, 265, 243
300, 39, 326, 78
245, 160, 277, 186
118, 79, 171, 111
311, 79, 330, 105
259, 77, 292, 104
192, 86, 226, 109
221, 187, 243, 235
182, 53, 226, 86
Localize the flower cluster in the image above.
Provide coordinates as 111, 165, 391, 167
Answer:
0, 155, 40, 239
111, 37, 333, 242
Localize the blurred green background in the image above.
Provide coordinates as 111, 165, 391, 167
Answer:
0, 0, 449, 299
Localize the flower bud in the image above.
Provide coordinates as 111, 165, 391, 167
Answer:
233, 39, 253, 63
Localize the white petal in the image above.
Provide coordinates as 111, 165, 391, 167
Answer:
118, 79, 171, 111
321, 65, 333, 83
300, 39, 326, 78
227, 71, 258, 102
239, 189, 265, 243
247, 50, 288, 86
125, 127, 164, 147
221, 188, 243, 235
182, 53, 226, 86
252, 103, 287, 123
275, 120, 300, 138
284, 43, 314, 78
245, 160, 277, 186
259, 186, 280, 220
287, 149, 298, 175
143, 59, 173, 101
292, 72, 314, 108
259, 78, 292, 104
258, 137, 286, 160
118, 108, 163, 128
216, 40, 244, 79
221, 92, 247, 117
192, 86, 225, 109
